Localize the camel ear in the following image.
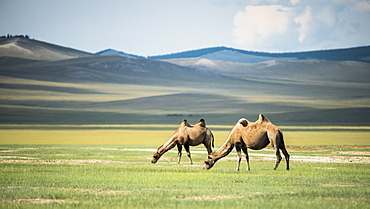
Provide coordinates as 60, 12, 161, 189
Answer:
239, 119, 248, 127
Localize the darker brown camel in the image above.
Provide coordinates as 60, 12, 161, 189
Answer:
151, 119, 214, 164
203, 114, 290, 171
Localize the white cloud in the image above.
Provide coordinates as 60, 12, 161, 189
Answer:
350, 0, 370, 13
317, 5, 336, 27
233, 5, 296, 50
290, 0, 300, 5
232, 1, 370, 51
294, 6, 312, 43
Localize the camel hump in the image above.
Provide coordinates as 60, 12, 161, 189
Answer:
196, 118, 206, 127
181, 119, 190, 126
238, 118, 248, 127
257, 114, 270, 123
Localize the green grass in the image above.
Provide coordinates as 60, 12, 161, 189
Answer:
0, 144, 369, 208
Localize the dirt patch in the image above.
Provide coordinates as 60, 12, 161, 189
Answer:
218, 153, 370, 164
0, 148, 36, 153
292, 155, 370, 164
2, 147, 370, 165
174, 195, 244, 200
336, 151, 370, 156
125, 148, 370, 164
286, 145, 370, 150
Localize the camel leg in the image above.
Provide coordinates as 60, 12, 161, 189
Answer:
281, 147, 290, 170
268, 131, 283, 170
235, 143, 242, 171
204, 142, 212, 155
241, 145, 250, 171
184, 144, 193, 164
177, 144, 182, 164
273, 148, 282, 170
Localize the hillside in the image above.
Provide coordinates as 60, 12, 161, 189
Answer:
0, 55, 227, 86
96, 49, 145, 59
148, 46, 370, 63
0, 38, 369, 125
0, 37, 93, 61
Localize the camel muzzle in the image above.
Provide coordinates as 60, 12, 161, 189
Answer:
203, 163, 213, 170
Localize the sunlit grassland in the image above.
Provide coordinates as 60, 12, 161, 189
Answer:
0, 144, 369, 209
0, 129, 175, 145
0, 125, 369, 145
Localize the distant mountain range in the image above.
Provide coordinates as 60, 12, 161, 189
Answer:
0, 37, 369, 125
96, 46, 370, 64
2, 36, 370, 63
148, 46, 370, 63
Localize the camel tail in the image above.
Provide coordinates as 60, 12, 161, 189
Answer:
278, 129, 286, 149
208, 128, 214, 148
211, 132, 215, 148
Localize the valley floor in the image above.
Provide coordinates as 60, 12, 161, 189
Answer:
0, 144, 369, 209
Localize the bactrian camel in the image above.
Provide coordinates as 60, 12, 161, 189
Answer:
151, 119, 214, 164
203, 114, 290, 171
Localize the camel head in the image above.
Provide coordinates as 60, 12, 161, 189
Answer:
203, 155, 215, 170
151, 145, 163, 164
151, 151, 162, 163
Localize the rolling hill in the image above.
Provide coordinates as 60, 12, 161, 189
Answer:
96, 49, 145, 59
0, 37, 369, 125
0, 37, 93, 61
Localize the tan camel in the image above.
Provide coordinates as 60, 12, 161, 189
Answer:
151, 118, 214, 164
203, 114, 290, 171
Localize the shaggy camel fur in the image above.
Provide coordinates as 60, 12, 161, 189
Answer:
151, 119, 214, 164
203, 114, 290, 170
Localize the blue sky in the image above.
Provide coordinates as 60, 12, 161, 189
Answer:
1, 0, 369, 56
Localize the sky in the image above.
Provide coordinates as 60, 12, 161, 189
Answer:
1, 0, 370, 56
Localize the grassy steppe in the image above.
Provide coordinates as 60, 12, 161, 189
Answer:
0, 144, 369, 209
0, 126, 369, 208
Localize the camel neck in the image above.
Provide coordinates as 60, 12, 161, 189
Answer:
212, 137, 235, 161
158, 137, 177, 154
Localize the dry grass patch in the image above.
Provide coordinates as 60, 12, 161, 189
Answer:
321, 184, 356, 187
336, 151, 370, 156
174, 195, 244, 201
67, 188, 131, 195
